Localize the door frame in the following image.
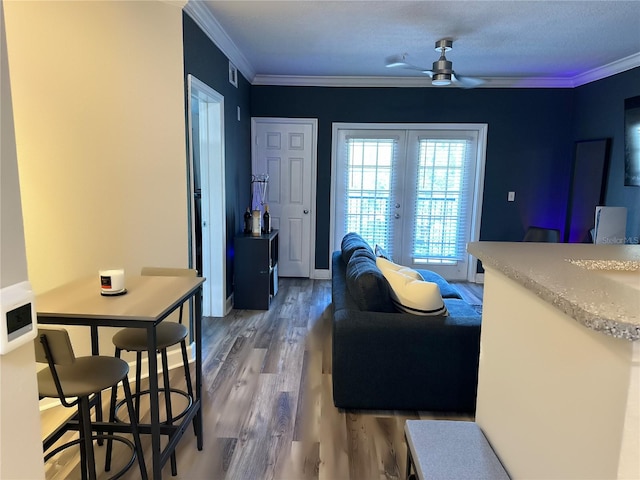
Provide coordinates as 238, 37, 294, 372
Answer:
330, 122, 487, 282
251, 117, 319, 278
187, 74, 227, 316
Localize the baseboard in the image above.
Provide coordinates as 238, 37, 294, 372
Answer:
39, 342, 195, 412
224, 294, 234, 316
312, 268, 331, 280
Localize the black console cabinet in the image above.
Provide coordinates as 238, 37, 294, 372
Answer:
234, 230, 279, 310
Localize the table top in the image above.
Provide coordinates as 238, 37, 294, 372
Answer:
36, 275, 205, 323
468, 242, 640, 341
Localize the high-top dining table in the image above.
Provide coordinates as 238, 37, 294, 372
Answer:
36, 274, 206, 479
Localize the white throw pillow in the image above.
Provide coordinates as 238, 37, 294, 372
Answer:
381, 267, 448, 316
376, 256, 424, 281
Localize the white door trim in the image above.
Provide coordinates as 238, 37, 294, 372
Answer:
188, 75, 227, 316
251, 117, 319, 278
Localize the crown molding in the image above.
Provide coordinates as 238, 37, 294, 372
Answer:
183, 1, 255, 82
572, 52, 640, 87
484, 77, 575, 89
251, 61, 639, 88
251, 74, 579, 89
252, 75, 433, 88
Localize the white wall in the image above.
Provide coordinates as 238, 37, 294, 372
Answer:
4, 0, 188, 358
0, 1, 46, 477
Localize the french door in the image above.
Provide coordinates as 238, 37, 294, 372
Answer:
332, 123, 487, 281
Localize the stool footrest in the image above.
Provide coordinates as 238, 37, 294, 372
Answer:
113, 388, 193, 424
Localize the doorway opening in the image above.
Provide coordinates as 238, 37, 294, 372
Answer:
187, 75, 227, 317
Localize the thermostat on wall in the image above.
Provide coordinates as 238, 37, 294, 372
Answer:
0, 281, 37, 354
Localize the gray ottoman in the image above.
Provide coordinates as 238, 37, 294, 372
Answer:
405, 420, 510, 480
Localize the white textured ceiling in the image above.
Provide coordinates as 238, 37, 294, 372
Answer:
186, 0, 640, 87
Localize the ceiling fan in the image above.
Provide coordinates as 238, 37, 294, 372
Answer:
386, 39, 485, 88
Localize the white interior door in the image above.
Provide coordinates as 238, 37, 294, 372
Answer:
252, 118, 317, 277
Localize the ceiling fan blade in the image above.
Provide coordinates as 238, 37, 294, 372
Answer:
385, 54, 428, 72
452, 72, 485, 88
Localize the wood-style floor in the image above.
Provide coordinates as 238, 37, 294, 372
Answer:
41, 278, 480, 479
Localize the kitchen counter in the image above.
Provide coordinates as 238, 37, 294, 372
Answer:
468, 241, 640, 479
467, 242, 640, 341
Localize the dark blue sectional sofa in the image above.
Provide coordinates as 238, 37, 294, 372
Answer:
331, 233, 482, 412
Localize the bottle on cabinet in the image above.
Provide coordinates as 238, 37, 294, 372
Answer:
244, 208, 252, 234
251, 210, 261, 236
262, 204, 271, 234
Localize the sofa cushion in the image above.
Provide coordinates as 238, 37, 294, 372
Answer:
345, 249, 395, 313
442, 298, 482, 319
382, 268, 448, 316
341, 232, 372, 264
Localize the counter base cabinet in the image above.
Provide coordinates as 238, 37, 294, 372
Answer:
475, 267, 638, 480
234, 231, 278, 310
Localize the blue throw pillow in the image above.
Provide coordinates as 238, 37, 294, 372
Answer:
345, 249, 395, 312
416, 269, 463, 299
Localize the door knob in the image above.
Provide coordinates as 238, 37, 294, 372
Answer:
304, 209, 309, 214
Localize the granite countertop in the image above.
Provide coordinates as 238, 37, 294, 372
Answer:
467, 242, 640, 341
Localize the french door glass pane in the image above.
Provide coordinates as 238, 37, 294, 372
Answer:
413, 139, 468, 263
345, 138, 394, 253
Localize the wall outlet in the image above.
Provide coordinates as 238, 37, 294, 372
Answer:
508, 191, 516, 202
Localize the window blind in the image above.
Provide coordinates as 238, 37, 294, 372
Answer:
342, 136, 398, 256
412, 137, 472, 262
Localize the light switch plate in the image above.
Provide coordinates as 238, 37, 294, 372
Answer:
508, 191, 516, 202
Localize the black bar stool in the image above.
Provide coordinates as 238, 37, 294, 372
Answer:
105, 267, 196, 476
36, 327, 147, 480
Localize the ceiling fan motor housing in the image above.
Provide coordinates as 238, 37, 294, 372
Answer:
432, 55, 453, 85
432, 56, 453, 75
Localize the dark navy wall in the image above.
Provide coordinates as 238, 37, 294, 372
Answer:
574, 67, 640, 244
182, 13, 252, 294
251, 86, 575, 269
